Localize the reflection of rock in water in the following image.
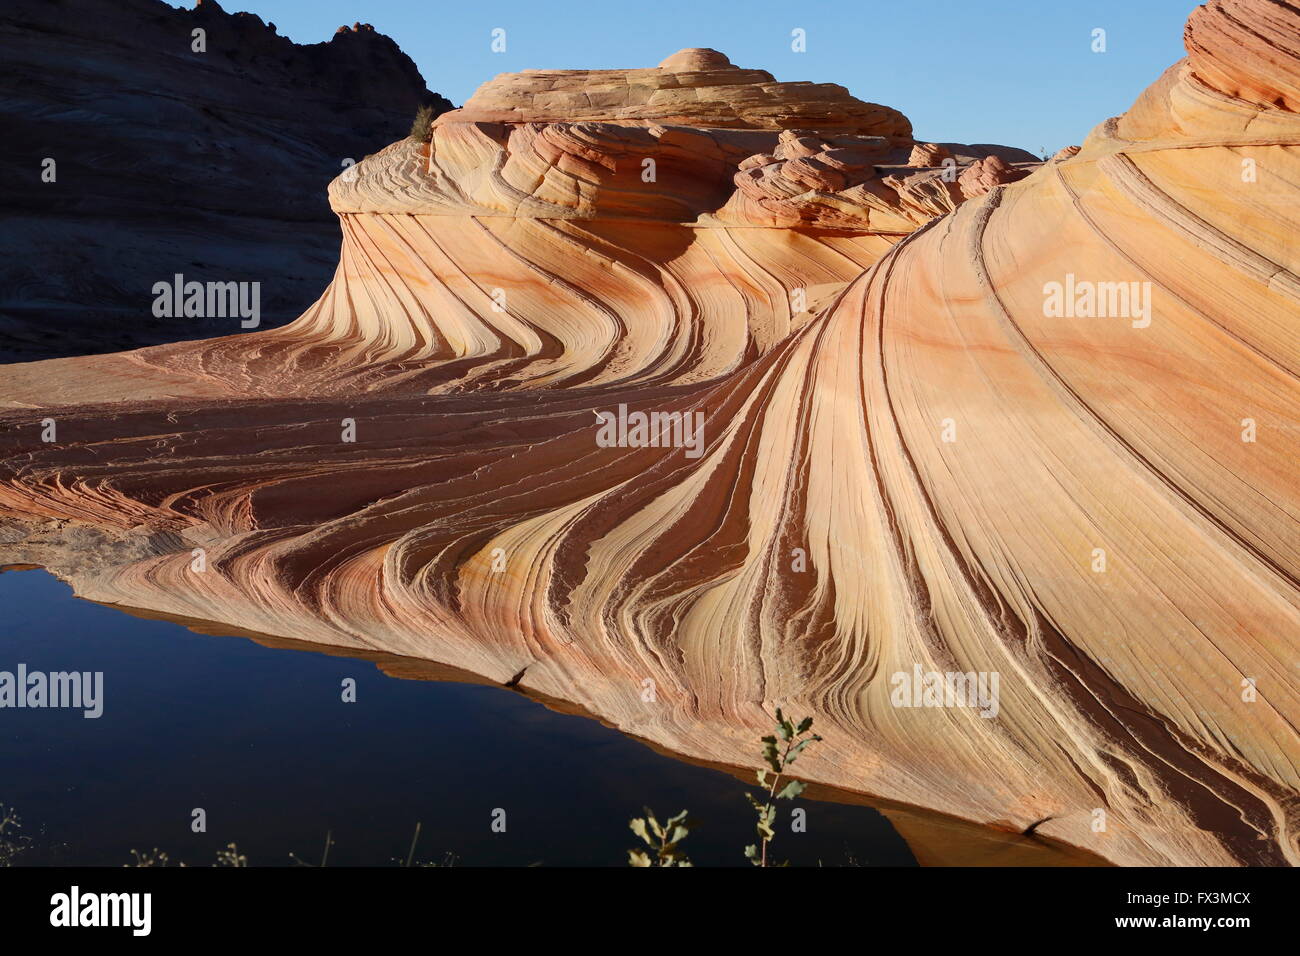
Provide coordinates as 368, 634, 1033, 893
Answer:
1, 0, 1298, 867
76, 590, 1112, 867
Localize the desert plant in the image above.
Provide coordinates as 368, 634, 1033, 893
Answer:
389, 821, 457, 866
126, 848, 183, 867
402, 821, 421, 866
289, 828, 334, 867
0, 804, 27, 866
127, 843, 243, 867
408, 103, 435, 142
744, 709, 821, 867
214, 842, 247, 867
627, 808, 694, 867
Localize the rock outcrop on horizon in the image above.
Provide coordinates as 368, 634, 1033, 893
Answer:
1, 0, 1296, 867
443, 47, 913, 135
0, 0, 452, 361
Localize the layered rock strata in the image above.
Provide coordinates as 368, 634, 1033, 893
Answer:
1, 2, 1296, 867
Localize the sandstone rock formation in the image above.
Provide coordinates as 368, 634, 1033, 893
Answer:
0, 0, 452, 361
1, 2, 1297, 867
0, 47, 1036, 402
442, 47, 912, 136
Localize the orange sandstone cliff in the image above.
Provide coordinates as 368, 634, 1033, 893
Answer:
0, 0, 1296, 867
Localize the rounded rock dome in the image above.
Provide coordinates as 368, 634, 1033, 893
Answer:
657, 48, 735, 72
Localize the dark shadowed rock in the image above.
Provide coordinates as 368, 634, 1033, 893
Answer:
0, 0, 453, 361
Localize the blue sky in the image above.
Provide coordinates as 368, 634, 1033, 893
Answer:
218, 0, 1200, 154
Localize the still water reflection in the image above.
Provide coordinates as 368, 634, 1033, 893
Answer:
0, 568, 916, 866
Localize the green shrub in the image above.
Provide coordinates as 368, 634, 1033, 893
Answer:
408, 104, 436, 142
744, 709, 821, 866
627, 808, 694, 867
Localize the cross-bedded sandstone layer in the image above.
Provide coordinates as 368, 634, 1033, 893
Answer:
0, 48, 1036, 404
1, 2, 1297, 867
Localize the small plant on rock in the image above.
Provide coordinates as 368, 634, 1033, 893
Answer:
627, 808, 694, 867
0, 804, 27, 866
408, 103, 436, 142
744, 709, 821, 867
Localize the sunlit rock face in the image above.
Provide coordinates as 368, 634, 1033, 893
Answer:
0, 48, 1034, 402
0, 50, 1034, 403
442, 46, 913, 135
1, 2, 1298, 867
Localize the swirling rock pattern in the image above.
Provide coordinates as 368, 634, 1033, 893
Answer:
1, 5, 1297, 866
0, 49, 1034, 404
